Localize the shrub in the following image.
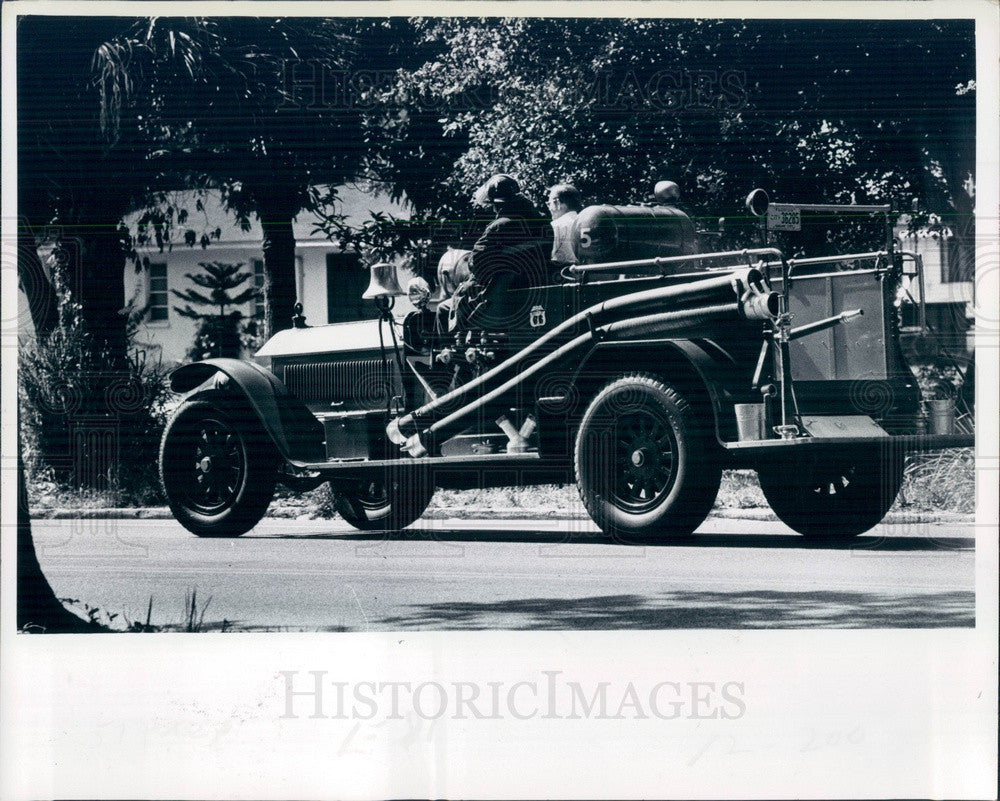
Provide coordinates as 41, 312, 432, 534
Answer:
913, 361, 966, 400
187, 313, 244, 361
18, 267, 171, 505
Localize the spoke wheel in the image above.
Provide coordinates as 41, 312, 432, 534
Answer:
575, 373, 721, 541
160, 399, 277, 537
187, 419, 246, 514
757, 448, 904, 539
336, 473, 435, 532
611, 408, 680, 514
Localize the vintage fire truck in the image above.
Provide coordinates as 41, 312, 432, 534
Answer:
159, 187, 973, 541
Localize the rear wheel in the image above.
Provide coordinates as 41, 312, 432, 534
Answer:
336, 474, 435, 532
756, 448, 904, 539
160, 399, 278, 537
574, 374, 722, 541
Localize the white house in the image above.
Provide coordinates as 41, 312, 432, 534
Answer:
125, 184, 419, 365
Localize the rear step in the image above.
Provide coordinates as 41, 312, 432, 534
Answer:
722, 432, 973, 452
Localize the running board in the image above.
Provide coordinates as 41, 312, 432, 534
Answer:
289, 451, 549, 476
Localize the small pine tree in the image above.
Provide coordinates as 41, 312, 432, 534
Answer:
172, 261, 258, 360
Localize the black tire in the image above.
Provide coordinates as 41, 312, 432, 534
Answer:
756, 447, 905, 539
335, 472, 435, 532
574, 373, 722, 540
159, 399, 278, 537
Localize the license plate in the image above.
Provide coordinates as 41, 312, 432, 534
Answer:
767, 205, 802, 231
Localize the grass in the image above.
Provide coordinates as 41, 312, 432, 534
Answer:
273, 450, 974, 520
61, 589, 229, 633
425, 471, 784, 516
24, 461, 165, 512
897, 448, 974, 514
27, 449, 974, 520
181, 588, 212, 632
260, 470, 772, 520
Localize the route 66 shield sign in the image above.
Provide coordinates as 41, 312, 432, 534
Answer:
529, 305, 546, 328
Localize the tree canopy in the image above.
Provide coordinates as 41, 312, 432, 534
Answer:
19, 15, 977, 340
379, 18, 974, 262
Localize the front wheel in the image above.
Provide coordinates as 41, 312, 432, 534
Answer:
160, 399, 277, 537
756, 448, 904, 539
335, 474, 435, 531
574, 373, 722, 541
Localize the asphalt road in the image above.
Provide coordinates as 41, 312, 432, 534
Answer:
30, 515, 975, 631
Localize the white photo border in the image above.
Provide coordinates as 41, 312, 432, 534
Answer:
2, 2, 997, 799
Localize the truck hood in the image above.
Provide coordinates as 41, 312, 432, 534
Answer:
255, 318, 402, 359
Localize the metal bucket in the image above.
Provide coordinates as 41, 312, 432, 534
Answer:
929, 398, 955, 435
734, 403, 767, 441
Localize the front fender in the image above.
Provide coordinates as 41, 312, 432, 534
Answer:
170, 358, 324, 462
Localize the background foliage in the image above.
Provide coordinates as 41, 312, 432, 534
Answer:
377, 18, 973, 260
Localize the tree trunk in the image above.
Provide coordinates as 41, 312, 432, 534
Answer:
17, 231, 59, 341
42, 223, 131, 489
948, 190, 975, 284
931, 95, 975, 284
258, 200, 299, 336
64, 224, 129, 367
17, 449, 102, 633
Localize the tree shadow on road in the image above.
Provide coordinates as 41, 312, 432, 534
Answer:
373, 590, 974, 630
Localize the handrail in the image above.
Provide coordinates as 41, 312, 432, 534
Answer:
757, 250, 888, 279
567, 247, 786, 279
767, 202, 891, 215
896, 250, 927, 331
789, 250, 886, 267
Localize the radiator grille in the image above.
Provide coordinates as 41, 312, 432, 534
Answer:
283, 358, 392, 404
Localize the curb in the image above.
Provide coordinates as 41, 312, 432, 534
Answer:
44, 507, 174, 520
31, 505, 972, 525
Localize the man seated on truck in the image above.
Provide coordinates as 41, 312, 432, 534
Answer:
451, 174, 553, 331
547, 182, 583, 266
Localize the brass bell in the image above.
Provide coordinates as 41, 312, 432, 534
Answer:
362, 261, 404, 299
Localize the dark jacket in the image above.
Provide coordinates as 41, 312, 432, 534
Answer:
459, 195, 552, 329
470, 195, 552, 291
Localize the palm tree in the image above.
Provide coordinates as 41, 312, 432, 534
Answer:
92, 16, 385, 336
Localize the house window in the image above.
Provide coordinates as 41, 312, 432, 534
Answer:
148, 262, 168, 321
253, 259, 267, 319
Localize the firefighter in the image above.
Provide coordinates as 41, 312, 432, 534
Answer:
452, 174, 553, 330
547, 183, 583, 265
